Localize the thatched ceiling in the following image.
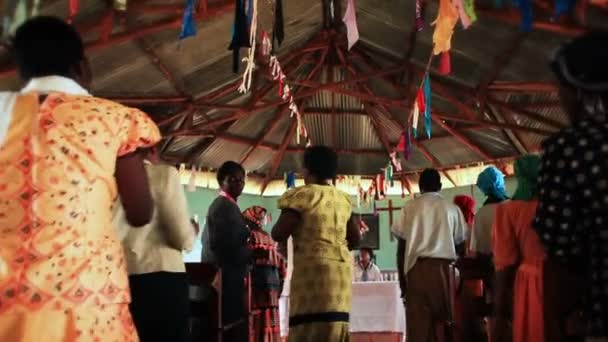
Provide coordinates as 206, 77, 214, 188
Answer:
0, 0, 606, 191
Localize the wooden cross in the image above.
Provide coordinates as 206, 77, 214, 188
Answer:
375, 199, 403, 241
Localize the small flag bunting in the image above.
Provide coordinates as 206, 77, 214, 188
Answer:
343, 0, 360, 50
423, 74, 432, 139
179, 0, 197, 40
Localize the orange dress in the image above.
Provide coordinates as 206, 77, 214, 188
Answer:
0, 93, 160, 341
492, 200, 546, 342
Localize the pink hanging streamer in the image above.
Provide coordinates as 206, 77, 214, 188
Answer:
343, 0, 360, 50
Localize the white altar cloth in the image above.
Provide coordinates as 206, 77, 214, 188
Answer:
350, 281, 406, 335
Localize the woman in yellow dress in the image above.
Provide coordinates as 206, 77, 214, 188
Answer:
272, 146, 360, 341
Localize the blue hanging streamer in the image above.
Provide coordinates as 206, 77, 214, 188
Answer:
178, 0, 197, 40
423, 74, 432, 139
247, 0, 253, 26
286, 172, 296, 188
553, 0, 576, 20
494, 0, 503, 8
516, 0, 533, 32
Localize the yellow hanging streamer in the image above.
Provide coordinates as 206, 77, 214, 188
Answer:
432, 0, 459, 55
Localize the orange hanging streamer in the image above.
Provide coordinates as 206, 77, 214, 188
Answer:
439, 51, 451, 75
432, 0, 459, 55
68, 0, 79, 23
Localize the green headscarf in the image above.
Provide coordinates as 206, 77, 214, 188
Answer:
511, 155, 541, 201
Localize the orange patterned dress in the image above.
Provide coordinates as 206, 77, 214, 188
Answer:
0, 93, 160, 341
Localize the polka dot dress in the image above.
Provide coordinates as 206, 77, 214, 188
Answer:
534, 120, 608, 336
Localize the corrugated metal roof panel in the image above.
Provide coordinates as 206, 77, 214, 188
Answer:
422, 136, 484, 166
196, 139, 251, 169
465, 128, 519, 158
242, 148, 274, 173
336, 115, 382, 150
227, 109, 278, 138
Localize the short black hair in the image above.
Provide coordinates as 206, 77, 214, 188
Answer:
217, 161, 245, 184
12, 16, 85, 80
303, 145, 338, 181
419, 168, 441, 193
360, 247, 374, 258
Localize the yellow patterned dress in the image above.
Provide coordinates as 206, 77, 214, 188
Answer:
278, 184, 353, 342
0, 93, 160, 341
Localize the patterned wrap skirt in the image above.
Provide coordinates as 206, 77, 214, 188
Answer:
288, 257, 352, 342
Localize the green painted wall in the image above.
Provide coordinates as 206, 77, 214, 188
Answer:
183, 178, 517, 268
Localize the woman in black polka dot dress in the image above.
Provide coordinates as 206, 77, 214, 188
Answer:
534, 32, 608, 341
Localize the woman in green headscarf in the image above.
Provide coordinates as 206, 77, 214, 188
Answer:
490, 155, 548, 342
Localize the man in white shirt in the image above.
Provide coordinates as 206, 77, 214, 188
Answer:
353, 247, 383, 282
113, 145, 197, 342
391, 169, 467, 342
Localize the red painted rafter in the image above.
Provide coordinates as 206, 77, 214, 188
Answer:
136, 39, 188, 97
433, 117, 493, 160
260, 118, 298, 195
487, 82, 558, 92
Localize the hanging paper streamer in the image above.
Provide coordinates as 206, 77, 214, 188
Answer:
268, 55, 309, 145
431, 0, 459, 55
377, 174, 385, 197
286, 171, 296, 189
515, 0, 533, 32
261, 31, 272, 56
553, 0, 576, 21
453, 0, 472, 28
463, 0, 478, 23
358, 217, 370, 236
273, 0, 285, 51
238, 0, 258, 93
423, 74, 432, 139
68, 0, 79, 23
494, 0, 503, 8
396, 130, 411, 160
415, 0, 425, 31
343, 0, 360, 50
229, 0, 251, 73
179, 0, 197, 40
386, 164, 394, 188
411, 101, 420, 138
439, 51, 451, 75
389, 151, 402, 172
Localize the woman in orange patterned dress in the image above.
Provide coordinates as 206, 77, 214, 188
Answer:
491, 155, 546, 342
0, 17, 160, 341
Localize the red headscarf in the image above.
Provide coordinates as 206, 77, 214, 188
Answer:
454, 195, 475, 226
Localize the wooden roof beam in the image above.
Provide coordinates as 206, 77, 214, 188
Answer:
433, 118, 493, 160
0, 1, 235, 78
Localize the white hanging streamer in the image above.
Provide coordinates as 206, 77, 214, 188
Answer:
268, 54, 309, 145
238, 0, 258, 93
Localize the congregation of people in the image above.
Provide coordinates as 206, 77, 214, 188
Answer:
0, 15, 606, 342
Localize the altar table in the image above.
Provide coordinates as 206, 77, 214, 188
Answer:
350, 281, 406, 342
